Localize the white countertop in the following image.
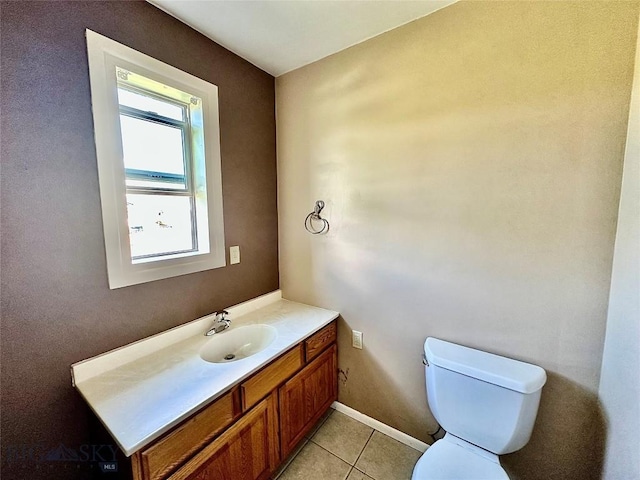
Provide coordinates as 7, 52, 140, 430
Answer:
72, 293, 339, 456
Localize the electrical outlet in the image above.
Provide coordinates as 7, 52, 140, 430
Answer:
352, 330, 363, 349
230, 246, 240, 264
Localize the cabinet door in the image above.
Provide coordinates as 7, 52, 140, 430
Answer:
168, 392, 279, 480
279, 344, 337, 458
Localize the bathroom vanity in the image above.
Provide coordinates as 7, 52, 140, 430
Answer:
71, 293, 339, 480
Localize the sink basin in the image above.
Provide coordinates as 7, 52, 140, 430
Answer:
200, 324, 277, 363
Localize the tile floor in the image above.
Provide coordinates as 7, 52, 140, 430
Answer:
273, 408, 423, 480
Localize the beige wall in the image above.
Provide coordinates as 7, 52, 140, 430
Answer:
277, 2, 638, 479
599, 14, 640, 480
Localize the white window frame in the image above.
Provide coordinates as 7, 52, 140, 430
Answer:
86, 29, 225, 289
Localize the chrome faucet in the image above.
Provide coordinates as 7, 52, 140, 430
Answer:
205, 310, 231, 336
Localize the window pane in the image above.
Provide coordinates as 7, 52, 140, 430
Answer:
126, 194, 195, 258
120, 115, 187, 187
117, 87, 184, 121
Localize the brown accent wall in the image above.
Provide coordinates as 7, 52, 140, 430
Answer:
0, 2, 277, 479
277, 2, 638, 479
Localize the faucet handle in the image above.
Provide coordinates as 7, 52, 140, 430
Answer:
215, 310, 230, 322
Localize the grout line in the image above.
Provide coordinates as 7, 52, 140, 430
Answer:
281, 407, 387, 477
309, 440, 356, 468
274, 412, 353, 480
352, 429, 375, 470
277, 410, 342, 478
281, 407, 421, 480
353, 467, 374, 480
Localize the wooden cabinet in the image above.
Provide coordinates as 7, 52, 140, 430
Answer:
167, 392, 279, 480
279, 345, 337, 458
131, 320, 337, 480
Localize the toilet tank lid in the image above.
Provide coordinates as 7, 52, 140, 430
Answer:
424, 338, 547, 394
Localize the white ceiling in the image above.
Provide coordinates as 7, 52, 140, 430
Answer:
148, 0, 457, 76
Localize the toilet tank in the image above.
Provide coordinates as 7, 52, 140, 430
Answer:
424, 338, 546, 455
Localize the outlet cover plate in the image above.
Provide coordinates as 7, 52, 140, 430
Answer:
230, 246, 240, 264
352, 330, 363, 349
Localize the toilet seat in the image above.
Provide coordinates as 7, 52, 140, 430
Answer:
412, 436, 510, 480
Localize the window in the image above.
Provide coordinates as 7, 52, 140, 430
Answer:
86, 30, 225, 289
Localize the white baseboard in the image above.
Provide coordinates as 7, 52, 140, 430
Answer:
331, 401, 430, 453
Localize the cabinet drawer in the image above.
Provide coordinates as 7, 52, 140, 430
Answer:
138, 389, 240, 480
305, 321, 336, 362
241, 345, 304, 411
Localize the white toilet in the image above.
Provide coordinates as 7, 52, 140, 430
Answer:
412, 337, 547, 480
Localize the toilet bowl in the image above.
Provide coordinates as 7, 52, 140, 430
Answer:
412, 434, 508, 480
412, 338, 546, 480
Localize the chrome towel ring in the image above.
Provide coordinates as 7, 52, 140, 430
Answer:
305, 200, 329, 235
